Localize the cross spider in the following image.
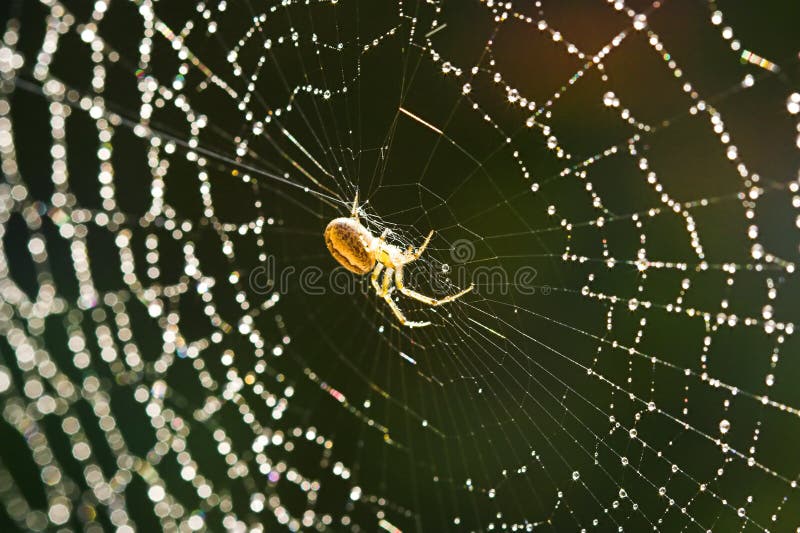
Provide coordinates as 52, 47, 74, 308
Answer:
324, 194, 474, 327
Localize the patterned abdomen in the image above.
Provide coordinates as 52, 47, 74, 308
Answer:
324, 218, 376, 275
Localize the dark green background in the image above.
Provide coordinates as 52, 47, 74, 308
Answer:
1, 0, 800, 531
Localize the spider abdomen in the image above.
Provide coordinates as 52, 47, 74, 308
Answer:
324, 217, 376, 275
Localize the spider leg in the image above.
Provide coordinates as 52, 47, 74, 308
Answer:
370, 263, 384, 293
351, 192, 359, 219
382, 288, 431, 328
395, 265, 474, 306
377, 266, 430, 327
403, 230, 434, 264
380, 266, 394, 296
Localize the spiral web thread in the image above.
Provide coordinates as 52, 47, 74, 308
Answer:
0, 0, 799, 531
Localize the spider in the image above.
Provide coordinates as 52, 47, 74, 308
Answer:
324, 194, 474, 327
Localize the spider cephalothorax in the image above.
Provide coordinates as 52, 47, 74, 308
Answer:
324, 195, 473, 327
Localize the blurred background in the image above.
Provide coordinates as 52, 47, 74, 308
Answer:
1, 0, 800, 531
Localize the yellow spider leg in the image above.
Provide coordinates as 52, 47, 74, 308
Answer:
380, 267, 394, 296
382, 288, 431, 328
351, 192, 359, 219
403, 230, 434, 264
370, 263, 384, 293
395, 265, 474, 306
377, 266, 430, 327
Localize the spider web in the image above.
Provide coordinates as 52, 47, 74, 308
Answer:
1, 0, 799, 531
